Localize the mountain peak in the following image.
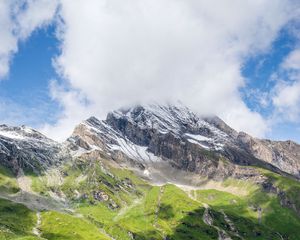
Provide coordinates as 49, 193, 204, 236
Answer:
0, 124, 67, 173
0, 124, 51, 142
108, 103, 218, 136
64, 102, 300, 179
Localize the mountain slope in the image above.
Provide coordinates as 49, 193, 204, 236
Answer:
68, 103, 300, 181
0, 124, 68, 174
0, 103, 300, 240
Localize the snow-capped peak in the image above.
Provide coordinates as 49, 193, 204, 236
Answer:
0, 124, 68, 173
0, 124, 53, 143
68, 103, 235, 164
108, 103, 230, 142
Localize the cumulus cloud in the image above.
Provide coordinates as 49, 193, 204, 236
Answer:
273, 81, 300, 119
0, 0, 58, 78
272, 48, 300, 121
1, 1, 299, 141
0, 1, 16, 78
41, 0, 299, 141
41, 80, 98, 139
282, 49, 300, 71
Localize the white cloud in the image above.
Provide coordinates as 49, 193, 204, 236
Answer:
42, 0, 299, 141
272, 48, 300, 122
0, 1, 18, 78
1, 1, 299, 141
273, 81, 300, 119
282, 49, 300, 71
219, 95, 269, 137
41, 80, 98, 140
0, 0, 58, 78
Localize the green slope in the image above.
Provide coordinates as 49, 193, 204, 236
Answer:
0, 199, 38, 240
0, 159, 300, 240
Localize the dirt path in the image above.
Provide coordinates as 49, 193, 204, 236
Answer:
98, 228, 116, 240
187, 189, 197, 201
153, 186, 164, 228
152, 186, 167, 239
113, 197, 143, 221
32, 211, 41, 237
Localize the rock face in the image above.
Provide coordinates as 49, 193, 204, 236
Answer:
0, 103, 299, 180
0, 125, 68, 174
237, 132, 300, 177
67, 103, 300, 180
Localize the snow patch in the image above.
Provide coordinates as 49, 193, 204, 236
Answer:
185, 133, 224, 151
0, 130, 26, 140
109, 138, 160, 162
21, 126, 35, 134
187, 138, 210, 149
143, 169, 150, 176
185, 133, 212, 142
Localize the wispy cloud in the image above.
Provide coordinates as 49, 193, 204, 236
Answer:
0, 92, 59, 128
272, 48, 300, 121
0, 0, 58, 78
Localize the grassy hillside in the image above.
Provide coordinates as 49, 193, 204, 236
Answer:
0, 158, 300, 240
0, 166, 19, 194
0, 199, 38, 240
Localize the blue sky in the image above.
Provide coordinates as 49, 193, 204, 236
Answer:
241, 25, 300, 141
0, 1, 300, 142
0, 25, 61, 127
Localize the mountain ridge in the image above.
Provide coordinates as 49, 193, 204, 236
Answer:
1, 103, 300, 240
1, 103, 299, 179
67, 103, 300, 180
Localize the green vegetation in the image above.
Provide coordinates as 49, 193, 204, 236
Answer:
1, 160, 300, 240
195, 183, 300, 239
0, 166, 19, 194
114, 186, 161, 239
0, 199, 38, 239
260, 168, 300, 211
28, 173, 49, 196
40, 211, 111, 240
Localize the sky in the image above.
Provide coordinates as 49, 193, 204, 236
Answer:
0, 0, 300, 142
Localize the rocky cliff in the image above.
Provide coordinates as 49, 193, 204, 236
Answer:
67, 103, 300, 182
1, 103, 300, 240
0, 125, 68, 174
0, 103, 299, 181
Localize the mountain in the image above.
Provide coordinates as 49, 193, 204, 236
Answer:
0, 124, 68, 173
0, 103, 300, 240
68, 103, 300, 180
